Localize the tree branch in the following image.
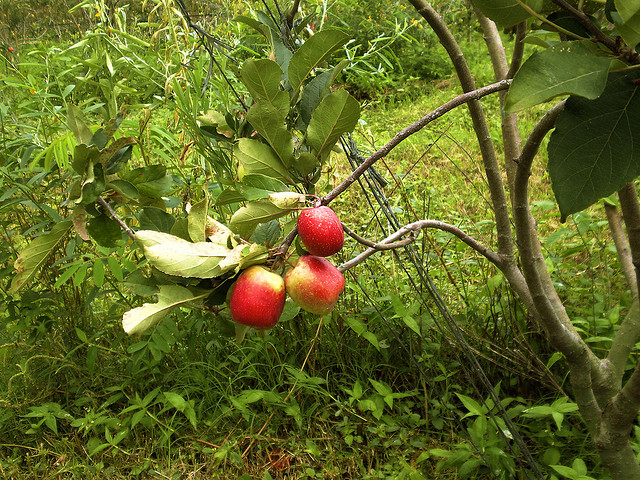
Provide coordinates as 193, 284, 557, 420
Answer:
474, 6, 521, 191
619, 183, 640, 294
605, 202, 638, 297
513, 100, 587, 353
607, 299, 640, 388
97, 196, 135, 240
321, 79, 511, 204
409, 0, 516, 250
550, 0, 637, 62
506, 22, 527, 79
338, 219, 502, 272
285, 0, 301, 29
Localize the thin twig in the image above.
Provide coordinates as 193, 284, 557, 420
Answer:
97, 197, 135, 239
321, 80, 511, 205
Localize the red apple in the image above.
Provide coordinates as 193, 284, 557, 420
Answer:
285, 255, 345, 315
297, 206, 344, 257
229, 265, 285, 329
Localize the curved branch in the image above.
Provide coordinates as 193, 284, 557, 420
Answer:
342, 223, 417, 250
339, 219, 502, 272
321, 79, 511, 204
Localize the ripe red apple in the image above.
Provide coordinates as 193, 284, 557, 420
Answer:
229, 265, 285, 329
297, 206, 344, 257
285, 255, 345, 315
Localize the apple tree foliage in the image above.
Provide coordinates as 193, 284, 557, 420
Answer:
10, 20, 359, 337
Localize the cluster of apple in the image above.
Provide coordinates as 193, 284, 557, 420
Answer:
228, 206, 346, 329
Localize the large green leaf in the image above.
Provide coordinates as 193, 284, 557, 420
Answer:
548, 72, 640, 221
288, 29, 350, 94
67, 104, 93, 145
235, 138, 295, 184
10, 219, 73, 294
246, 103, 294, 166
143, 240, 232, 278
615, 0, 640, 22
473, 0, 543, 28
123, 165, 173, 198
87, 213, 122, 247
505, 41, 616, 112
72, 143, 100, 175
306, 89, 360, 162
229, 200, 291, 239
300, 60, 349, 126
139, 207, 175, 233
240, 59, 289, 116
122, 285, 207, 335
613, 10, 640, 49
79, 162, 106, 205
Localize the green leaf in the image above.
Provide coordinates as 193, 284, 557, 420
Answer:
135, 230, 186, 249
473, 0, 543, 28
188, 199, 210, 242
243, 174, 288, 192
143, 240, 232, 278
240, 59, 289, 116
234, 15, 272, 38
67, 104, 93, 145
87, 214, 122, 247
247, 102, 294, 166
123, 165, 173, 198
249, 219, 281, 246
72, 143, 100, 175
456, 393, 486, 417
163, 391, 187, 411
615, 0, 640, 23
10, 220, 73, 294
613, 10, 640, 49
104, 143, 134, 174
306, 89, 360, 162
139, 207, 175, 233
505, 41, 616, 113
235, 138, 294, 184
79, 163, 106, 205
300, 60, 349, 126
550, 465, 579, 477
547, 72, 640, 221
108, 179, 140, 199
122, 285, 207, 335
459, 458, 483, 478
292, 152, 321, 176
229, 200, 291, 239
288, 29, 350, 95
